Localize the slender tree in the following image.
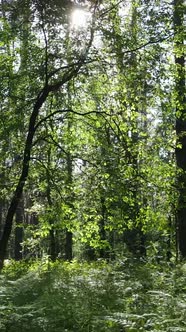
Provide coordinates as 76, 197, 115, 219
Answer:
174, 0, 186, 257
0, 0, 99, 269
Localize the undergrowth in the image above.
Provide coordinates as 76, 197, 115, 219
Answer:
0, 258, 186, 331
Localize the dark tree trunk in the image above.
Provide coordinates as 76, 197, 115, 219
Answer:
49, 229, 56, 261
99, 196, 107, 259
14, 197, 24, 260
46, 148, 57, 262
174, 0, 186, 257
64, 152, 73, 261
0, 199, 4, 240
65, 231, 73, 261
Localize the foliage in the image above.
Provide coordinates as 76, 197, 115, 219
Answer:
0, 0, 184, 263
0, 0, 185, 329
1, 259, 186, 331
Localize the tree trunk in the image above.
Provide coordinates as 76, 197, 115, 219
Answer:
65, 231, 73, 261
99, 196, 107, 258
64, 151, 73, 261
0, 199, 4, 240
174, 0, 186, 257
14, 196, 24, 260
46, 147, 57, 262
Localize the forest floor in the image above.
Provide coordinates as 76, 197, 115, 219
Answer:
0, 258, 186, 331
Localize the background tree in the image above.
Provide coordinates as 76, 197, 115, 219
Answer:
174, 0, 186, 257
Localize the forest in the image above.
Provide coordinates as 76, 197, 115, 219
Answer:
0, 0, 185, 331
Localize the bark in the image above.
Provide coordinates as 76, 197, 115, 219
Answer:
65, 231, 73, 261
46, 148, 57, 262
174, 0, 186, 257
64, 152, 73, 261
49, 229, 56, 261
0, 199, 4, 240
63, 74, 74, 261
99, 196, 107, 259
14, 197, 24, 260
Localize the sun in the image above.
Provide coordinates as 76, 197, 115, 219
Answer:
71, 9, 90, 29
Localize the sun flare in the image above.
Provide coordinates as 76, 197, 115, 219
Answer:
71, 9, 90, 29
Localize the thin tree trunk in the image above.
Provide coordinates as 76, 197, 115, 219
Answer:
0, 198, 4, 240
174, 0, 186, 257
65, 152, 73, 261
46, 148, 57, 262
65, 231, 73, 261
15, 196, 24, 260
99, 196, 107, 259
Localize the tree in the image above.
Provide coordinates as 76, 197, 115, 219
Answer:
174, 0, 186, 257
0, 0, 182, 266
0, 0, 99, 269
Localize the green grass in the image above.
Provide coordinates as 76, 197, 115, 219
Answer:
0, 258, 186, 331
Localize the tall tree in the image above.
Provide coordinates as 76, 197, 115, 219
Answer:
0, 0, 99, 269
174, 0, 186, 257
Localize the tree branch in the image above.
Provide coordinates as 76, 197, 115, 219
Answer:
47, 58, 98, 80
34, 109, 110, 131
122, 33, 174, 55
